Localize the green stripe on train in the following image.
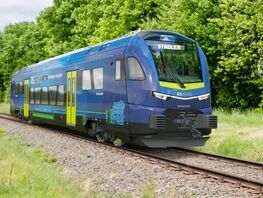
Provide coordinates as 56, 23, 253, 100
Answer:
32, 112, 55, 120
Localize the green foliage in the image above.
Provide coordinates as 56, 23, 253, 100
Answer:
32, 146, 57, 163
216, 135, 263, 161
199, 109, 263, 162
0, 128, 6, 136
140, 182, 155, 198
0, 103, 10, 114
89, 0, 158, 44
215, 108, 263, 127
212, 0, 263, 109
0, 134, 85, 197
0, 0, 262, 109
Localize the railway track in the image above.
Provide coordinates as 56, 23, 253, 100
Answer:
173, 147, 263, 169
142, 147, 263, 192
0, 112, 263, 194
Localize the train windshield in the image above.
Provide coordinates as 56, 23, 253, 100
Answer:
146, 37, 202, 84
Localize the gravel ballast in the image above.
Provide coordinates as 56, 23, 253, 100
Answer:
143, 148, 263, 183
0, 118, 261, 197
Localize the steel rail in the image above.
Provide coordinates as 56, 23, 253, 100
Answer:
124, 147, 263, 193
172, 147, 263, 169
0, 113, 262, 193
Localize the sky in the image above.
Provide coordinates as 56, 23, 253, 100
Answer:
0, 0, 53, 31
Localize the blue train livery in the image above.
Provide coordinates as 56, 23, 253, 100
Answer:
10, 30, 217, 148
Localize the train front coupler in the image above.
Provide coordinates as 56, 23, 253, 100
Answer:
174, 114, 218, 137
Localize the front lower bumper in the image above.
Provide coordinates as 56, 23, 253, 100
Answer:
130, 112, 217, 148
150, 113, 217, 131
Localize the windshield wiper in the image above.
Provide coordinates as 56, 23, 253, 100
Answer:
159, 51, 186, 88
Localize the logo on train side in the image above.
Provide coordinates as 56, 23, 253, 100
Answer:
176, 92, 193, 97
177, 105, 191, 108
157, 44, 185, 51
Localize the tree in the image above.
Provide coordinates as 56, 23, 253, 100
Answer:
89, 0, 159, 44
212, 0, 263, 109
0, 22, 33, 101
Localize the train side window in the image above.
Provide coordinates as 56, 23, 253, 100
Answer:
17, 82, 21, 94
115, 60, 121, 80
82, 70, 91, 90
49, 85, 57, 106
93, 67, 103, 89
41, 87, 48, 105
35, 87, 41, 105
18, 82, 21, 94
67, 79, 71, 105
72, 78, 76, 106
20, 82, 24, 94
127, 57, 145, 80
30, 88, 35, 104
57, 85, 65, 106
15, 83, 19, 94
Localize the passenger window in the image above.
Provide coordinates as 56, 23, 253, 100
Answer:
35, 87, 41, 105
127, 57, 145, 80
72, 79, 76, 106
115, 60, 121, 80
57, 85, 65, 106
82, 70, 91, 90
17, 82, 21, 94
93, 68, 103, 89
20, 82, 24, 94
19, 82, 21, 94
41, 87, 48, 105
15, 83, 19, 94
30, 88, 34, 104
49, 86, 57, 106
67, 79, 71, 105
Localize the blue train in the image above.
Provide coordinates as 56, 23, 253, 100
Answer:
10, 30, 217, 148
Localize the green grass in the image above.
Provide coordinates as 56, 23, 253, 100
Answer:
0, 103, 10, 114
140, 182, 155, 198
199, 109, 263, 162
0, 129, 86, 198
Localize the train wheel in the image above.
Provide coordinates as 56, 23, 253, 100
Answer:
96, 133, 106, 142
113, 138, 123, 147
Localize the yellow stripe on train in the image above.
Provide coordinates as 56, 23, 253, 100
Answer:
160, 81, 205, 90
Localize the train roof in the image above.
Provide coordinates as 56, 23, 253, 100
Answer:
13, 30, 193, 78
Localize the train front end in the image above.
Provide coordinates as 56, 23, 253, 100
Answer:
125, 30, 217, 148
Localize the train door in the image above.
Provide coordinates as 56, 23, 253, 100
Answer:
113, 59, 127, 101
111, 58, 128, 125
66, 71, 77, 126
23, 79, 29, 118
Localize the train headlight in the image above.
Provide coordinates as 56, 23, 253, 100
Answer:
152, 91, 171, 101
198, 93, 210, 101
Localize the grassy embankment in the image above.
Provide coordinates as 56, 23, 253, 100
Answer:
199, 109, 263, 162
0, 103, 10, 114
0, 128, 86, 197
0, 126, 156, 198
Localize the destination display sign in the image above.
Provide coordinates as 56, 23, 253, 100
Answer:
157, 44, 185, 50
